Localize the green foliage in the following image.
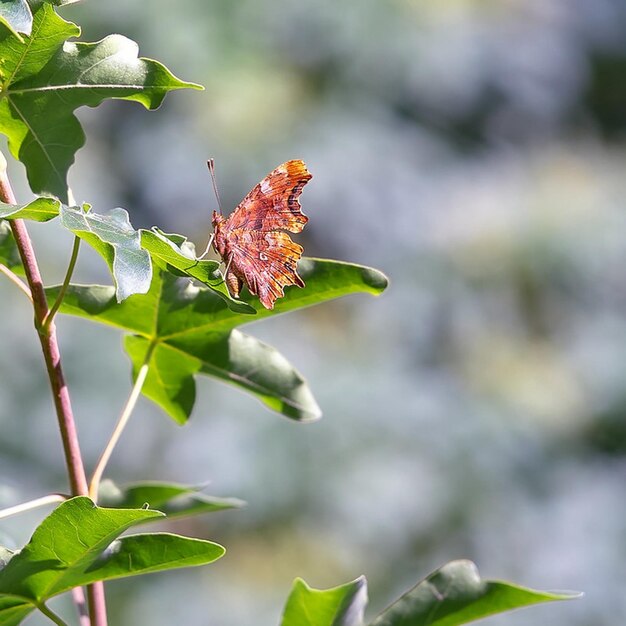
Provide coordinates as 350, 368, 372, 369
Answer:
281, 561, 577, 626
0, 2, 579, 625
280, 577, 367, 626
0, 497, 224, 624
97, 479, 244, 520
370, 560, 577, 626
140, 228, 254, 313
0, 222, 20, 271
0, 198, 60, 222
0, 2, 200, 203
61, 205, 152, 302
46, 258, 386, 422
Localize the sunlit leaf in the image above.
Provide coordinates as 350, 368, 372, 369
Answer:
0, 3, 201, 202
46, 258, 387, 422
0, 198, 60, 278
0, 497, 224, 625
281, 577, 367, 626
0, 197, 60, 222
60, 205, 152, 301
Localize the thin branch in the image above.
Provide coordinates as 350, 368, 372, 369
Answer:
1, 189, 88, 498
42, 234, 81, 332
0, 494, 66, 520
0, 262, 32, 301
89, 341, 157, 501
0, 154, 107, 626
71, 588, 91, 626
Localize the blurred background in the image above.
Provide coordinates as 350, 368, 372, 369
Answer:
1, 0, 625, 624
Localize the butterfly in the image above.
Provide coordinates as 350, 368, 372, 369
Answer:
210, 159, 312, 310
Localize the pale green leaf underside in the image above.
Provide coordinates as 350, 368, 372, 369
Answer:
0, 3, 201, 202
61, 205, 152, 302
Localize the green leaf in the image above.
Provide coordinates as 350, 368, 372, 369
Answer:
0, 198, 60, 276
0, 598, 31, 626
281, 577, 367, 626
140, 228, 255, 314
0, 3, 202, 202
126, 328, 321, 423
0, 497, 224, 624
0, 222, 21, 272
60, 204, 152, 302
97, 479, 245, 520
0, 197, 60, 222
67, 533, 225, 587
0, 0, 32, 38
46, 258, 386, 422
370, 560, 579, 626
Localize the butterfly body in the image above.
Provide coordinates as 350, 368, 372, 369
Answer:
211, 160, 312, 309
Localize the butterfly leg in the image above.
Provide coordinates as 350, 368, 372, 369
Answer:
223, 252, 233, 276
197, 233, 215, 260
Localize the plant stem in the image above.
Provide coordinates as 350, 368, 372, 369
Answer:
0, 494, 66, 520
2, 214, 88, 498
89, 340, 157, 501
0, 158, 108, 626
42, 234, 81, 332
0, 262, 32, 300
37, 602, 70, 626
71, 588, 91, 626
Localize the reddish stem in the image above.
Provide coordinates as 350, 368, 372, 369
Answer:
0, 169, 108, 626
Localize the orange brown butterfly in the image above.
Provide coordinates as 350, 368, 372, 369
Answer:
206, 159, 312, 310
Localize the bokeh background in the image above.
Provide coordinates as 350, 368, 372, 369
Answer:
1, 0, 625, 624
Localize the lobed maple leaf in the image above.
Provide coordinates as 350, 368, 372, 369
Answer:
0, 2, 201, 202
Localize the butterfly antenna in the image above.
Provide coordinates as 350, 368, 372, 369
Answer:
198, 158, 222, 260
207, 158, 223, 216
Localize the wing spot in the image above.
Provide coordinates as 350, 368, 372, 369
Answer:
259, 252, 269, 261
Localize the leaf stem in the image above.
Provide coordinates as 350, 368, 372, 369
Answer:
0, 493, 67, 520
42, 234, 80, 332
37, 602, 70, 626
0, 262, 32, 300
89, 340, 157, 501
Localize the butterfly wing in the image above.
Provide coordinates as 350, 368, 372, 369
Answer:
229, 230, 305, 309
224, 160, 311, 233
219, 160, 311, 309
